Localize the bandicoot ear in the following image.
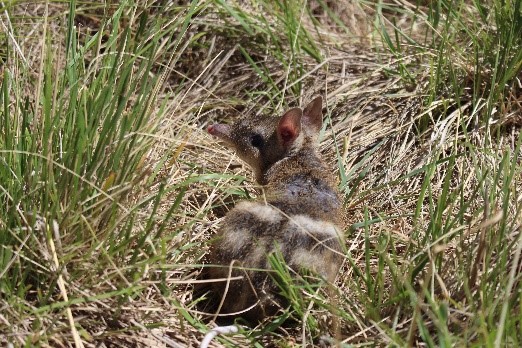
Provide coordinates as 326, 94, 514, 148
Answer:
277, 108, 302, 146
302, 96, 323, 132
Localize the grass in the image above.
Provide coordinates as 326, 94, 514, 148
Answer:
1, 0, 521, 346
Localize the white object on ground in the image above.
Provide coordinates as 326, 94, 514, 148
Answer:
200, 325, 239, 348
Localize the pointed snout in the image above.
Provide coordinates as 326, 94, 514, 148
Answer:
207, 123, 230, 136
207, 123, 232, 143
207, 124, 216, 135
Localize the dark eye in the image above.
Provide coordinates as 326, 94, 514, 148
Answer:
250, 134, 264, 148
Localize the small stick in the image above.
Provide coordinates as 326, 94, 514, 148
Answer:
49, 220, 84, 348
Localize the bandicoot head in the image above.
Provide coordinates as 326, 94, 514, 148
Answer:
208, 96, 323, 184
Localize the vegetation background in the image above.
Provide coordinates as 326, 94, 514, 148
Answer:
1, 0, 521, 346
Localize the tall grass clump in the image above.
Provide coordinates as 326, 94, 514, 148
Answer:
340, 0, 522, 345
0, 0, 207, 344
202, 0, 327, 107
379, 0, 522, 131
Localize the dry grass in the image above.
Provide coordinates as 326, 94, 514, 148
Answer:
1, 0, 521, 347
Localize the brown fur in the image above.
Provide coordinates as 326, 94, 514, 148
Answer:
204, 96, 343, 324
